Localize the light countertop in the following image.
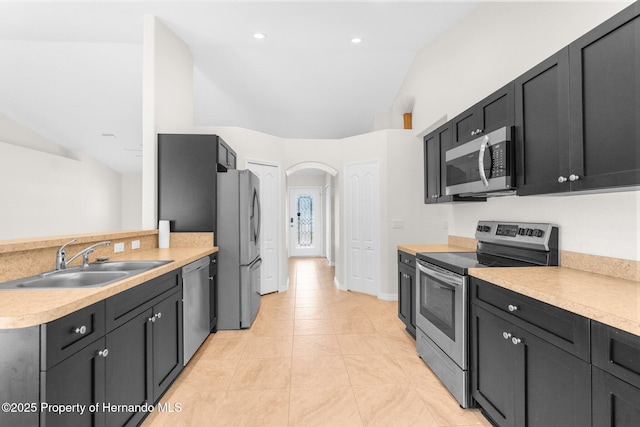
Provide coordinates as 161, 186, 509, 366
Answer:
0, 246, 218, 329
397, 244, 475, 256
470, 267, 640, 336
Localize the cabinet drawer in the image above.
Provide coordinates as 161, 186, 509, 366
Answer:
398, 251, 416, 269
592, 321, 640, 389
42, 301, 106, 369
472, 277, 590, 361
106, 269, 181, 331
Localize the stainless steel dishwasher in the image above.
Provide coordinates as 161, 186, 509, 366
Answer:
182, 256, 210, 365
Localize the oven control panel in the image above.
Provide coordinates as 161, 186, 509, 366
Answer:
475, 221, 557, 251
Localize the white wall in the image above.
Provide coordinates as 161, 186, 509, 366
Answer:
0, 141, 121, 239
142, 16, 195, 229
121, 175, 142, 230
391, 1, 639, 261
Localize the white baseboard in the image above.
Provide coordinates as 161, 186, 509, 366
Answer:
334, 276, 347, 291
377, 292, 398, 301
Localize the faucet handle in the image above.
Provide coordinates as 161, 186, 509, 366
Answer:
58, 238, 78, 254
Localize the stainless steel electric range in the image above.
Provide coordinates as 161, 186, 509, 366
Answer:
415, 221, 559, 408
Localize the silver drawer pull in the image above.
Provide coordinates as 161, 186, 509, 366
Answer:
502, 332, 512, 340
98, 349, 109, 358
511, 337, 522, 346
149, 316, 156, 323
74, 325, 87, 335
156, 312, 162, 319
508, 304, 519, 312
403, 259, 411, 264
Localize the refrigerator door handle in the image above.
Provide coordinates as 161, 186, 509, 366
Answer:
254, 189, 261, 243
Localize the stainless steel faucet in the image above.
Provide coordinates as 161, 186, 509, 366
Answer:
55, 239, 111, 270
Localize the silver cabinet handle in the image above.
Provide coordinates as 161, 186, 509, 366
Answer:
569, 174, 580, 182
149, 316, 156, 323
511, 337, 522, 346
98, 349, 109, 358
508, 304, 519, 312
74, 325, 87, 335
558, 176, 568, 183
403, 259, 411, 264
209, 276, 214, 280
156, 312, 162, 319
502, 332, 512, 340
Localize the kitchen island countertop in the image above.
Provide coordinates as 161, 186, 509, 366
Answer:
0, 246, 218, 329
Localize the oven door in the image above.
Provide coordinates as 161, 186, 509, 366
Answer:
416, 259, 467, 369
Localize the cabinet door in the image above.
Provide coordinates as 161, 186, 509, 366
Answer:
158, 134, 217, 232
105, 309, 153, 427
513, 327, 591, 427
42, 338, 106, 427
423, 131, 440, 204
152, 292, 183, 402
398, 267, 410, 326
452, 83, 514, 147
409, 268, 416, 334
593, 367, 640, 427
569, 3, 640, 191
227, 149, 237, 169
209, 255, 218, 332
471, 305, 516, 427
515, 48, 571, 196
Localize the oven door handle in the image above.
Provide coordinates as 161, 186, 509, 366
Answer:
417, 261, 463, 288
478, 135, 490, 188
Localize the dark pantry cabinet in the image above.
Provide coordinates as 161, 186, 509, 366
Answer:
209, 252, 218, 332
397, 251, 416, 338
158, 134, 237, 234
516, 3, 640, 195
471, 278, 591, 427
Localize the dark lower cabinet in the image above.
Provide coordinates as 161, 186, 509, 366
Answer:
472, 286, 591, 427
209, 253, 218, 332
105, 309, 153, 427
397, 251, 416, 338
42, 337, 107, 427
591, 321, 640, 427
152, 291, 183, 402
592, 367, 640, 427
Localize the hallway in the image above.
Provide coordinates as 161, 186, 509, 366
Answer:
144, 257, 490, 426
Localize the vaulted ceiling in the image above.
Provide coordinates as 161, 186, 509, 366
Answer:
0, 1, 478, 174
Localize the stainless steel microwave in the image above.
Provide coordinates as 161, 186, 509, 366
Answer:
445, 126, 515, 196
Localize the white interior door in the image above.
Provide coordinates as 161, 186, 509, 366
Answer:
345, 161, 380, 296
324, 183, 333, 266
289, 187, 323, 257
246, 161, 280, 295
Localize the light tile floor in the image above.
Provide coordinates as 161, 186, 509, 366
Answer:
143, 257, 492, 426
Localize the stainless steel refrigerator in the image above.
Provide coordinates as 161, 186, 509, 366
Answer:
217, 169, 262, 329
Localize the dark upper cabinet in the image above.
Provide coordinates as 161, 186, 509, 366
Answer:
451, 82, 515, 148
568, 2, 640, 192
217, 138, 237, 171
424, 122, 486, 204
423, 123, 446, 204
515, 48, 571, 196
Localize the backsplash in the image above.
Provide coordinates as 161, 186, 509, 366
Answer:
0, 230, 158, 283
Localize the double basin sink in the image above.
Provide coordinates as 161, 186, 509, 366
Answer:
0, 260, 173, 290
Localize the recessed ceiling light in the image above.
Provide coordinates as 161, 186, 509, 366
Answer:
254, 33, 267, 40
351, 37, 363, 44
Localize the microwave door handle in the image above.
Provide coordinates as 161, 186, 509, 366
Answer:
478, 135, 490, 188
